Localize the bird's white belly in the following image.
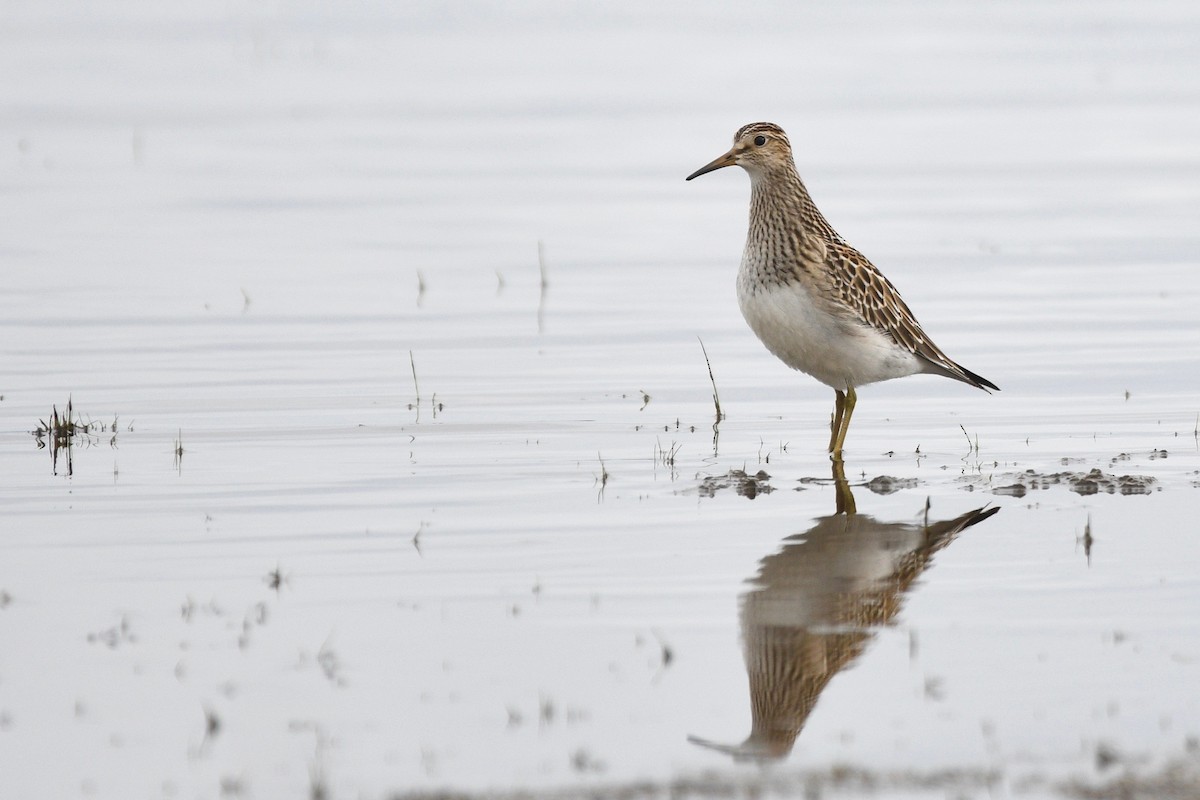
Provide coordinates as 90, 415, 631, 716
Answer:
737, 278, 921, 390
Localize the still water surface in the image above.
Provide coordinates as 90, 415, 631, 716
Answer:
2, 2, 1199, 798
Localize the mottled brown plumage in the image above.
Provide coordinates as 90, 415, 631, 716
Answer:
687, 122, 997, 457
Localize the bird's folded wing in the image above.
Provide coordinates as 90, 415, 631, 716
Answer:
823, 242, 961, 372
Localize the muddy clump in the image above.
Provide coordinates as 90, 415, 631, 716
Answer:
982, 468, 1158, 497
698, 469, 774, 499
862, 475, 920, 495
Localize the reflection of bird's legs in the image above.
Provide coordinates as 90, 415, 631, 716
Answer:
831, 458, 856, 516
830, 387, 857, 461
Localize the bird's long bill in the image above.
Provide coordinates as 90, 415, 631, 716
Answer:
685, 149, 737, 181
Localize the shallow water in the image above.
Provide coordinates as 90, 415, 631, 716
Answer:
2, 2, 1200, 799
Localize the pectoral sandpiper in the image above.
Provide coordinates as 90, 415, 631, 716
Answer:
687, 122, 997, 459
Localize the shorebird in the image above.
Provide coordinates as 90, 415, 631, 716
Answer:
687, 122, 997, 459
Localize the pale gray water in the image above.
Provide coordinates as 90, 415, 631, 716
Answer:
2, 2, 1200, 799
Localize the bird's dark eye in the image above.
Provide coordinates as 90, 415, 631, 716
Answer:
753, 135, 767, 146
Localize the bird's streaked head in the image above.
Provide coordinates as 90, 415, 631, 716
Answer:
686, 122, 794, 181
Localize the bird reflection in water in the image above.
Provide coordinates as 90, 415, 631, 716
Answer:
690, 461, 998, 762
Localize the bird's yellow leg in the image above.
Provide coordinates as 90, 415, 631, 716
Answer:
831, 386, 857, 461
828, 390, 846, 454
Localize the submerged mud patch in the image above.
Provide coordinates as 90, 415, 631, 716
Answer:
969, 468, 1159, 497
388, 744, 1200, 800
697, 469, 774, 499
390, 764, 1004, 800
862, 474, 921, 495
1058, 745, 1200, 799
794, 474, 921, 495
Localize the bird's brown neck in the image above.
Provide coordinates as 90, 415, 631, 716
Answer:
748, 166, 842, 247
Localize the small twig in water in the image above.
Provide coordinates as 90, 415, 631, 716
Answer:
959, 424, 979, 453
655, 439, 681, 468
697, 337, 723, 421
409, 351, 420, 406
595, 452, 610, 501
